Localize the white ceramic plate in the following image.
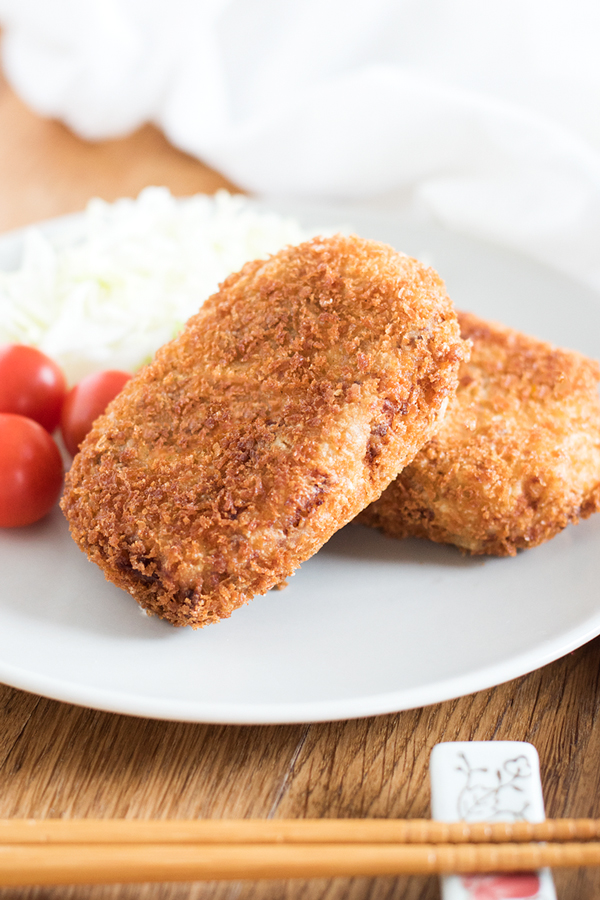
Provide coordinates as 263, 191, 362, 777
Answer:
2, 203, 600, 724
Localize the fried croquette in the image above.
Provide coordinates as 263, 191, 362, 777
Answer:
359, 311, 600, 556
61, 235, 467, 627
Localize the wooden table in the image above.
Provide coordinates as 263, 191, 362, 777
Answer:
1, 64, 600, 900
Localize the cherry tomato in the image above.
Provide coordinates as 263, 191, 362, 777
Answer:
0, 414, 64, 527
0, 344, 67, 432
60, 370, 132, 457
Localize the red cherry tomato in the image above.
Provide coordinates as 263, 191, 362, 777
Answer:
0, 414, 64, 527
60, 370, 132, 457
0, 344, 67, 432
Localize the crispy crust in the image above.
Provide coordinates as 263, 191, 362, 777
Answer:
359, 311, 600, 556
61, 235, 467, 626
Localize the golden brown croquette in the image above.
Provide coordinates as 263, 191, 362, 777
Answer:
359, 311, 600, 556
61, 235, 468, 626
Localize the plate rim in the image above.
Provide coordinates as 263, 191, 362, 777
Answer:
1, 607, 600, 723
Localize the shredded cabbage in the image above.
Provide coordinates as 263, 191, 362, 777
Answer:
0, 188, 316, 384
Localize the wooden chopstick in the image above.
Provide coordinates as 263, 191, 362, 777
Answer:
0, 817, 598, 844
1, 820, 600, 886
0, 841, 600, 885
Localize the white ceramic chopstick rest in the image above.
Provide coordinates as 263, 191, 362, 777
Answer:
430, 741, 556, 900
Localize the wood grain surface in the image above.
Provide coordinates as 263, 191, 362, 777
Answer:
1, 57, 600, 900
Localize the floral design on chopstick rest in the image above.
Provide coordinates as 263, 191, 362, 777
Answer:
430, 742, 545, 824
429, 742, 556, 900
455, 751, 532, 821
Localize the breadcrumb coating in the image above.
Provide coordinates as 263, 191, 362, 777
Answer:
61, 235, 467, 626
359, 311, 600, 556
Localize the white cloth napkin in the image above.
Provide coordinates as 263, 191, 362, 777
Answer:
2, 0, 600, 291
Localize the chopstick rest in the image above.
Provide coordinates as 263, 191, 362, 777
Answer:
430, 741, 556, 900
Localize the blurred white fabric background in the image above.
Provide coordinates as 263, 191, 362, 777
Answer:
1, 0, 600, 289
